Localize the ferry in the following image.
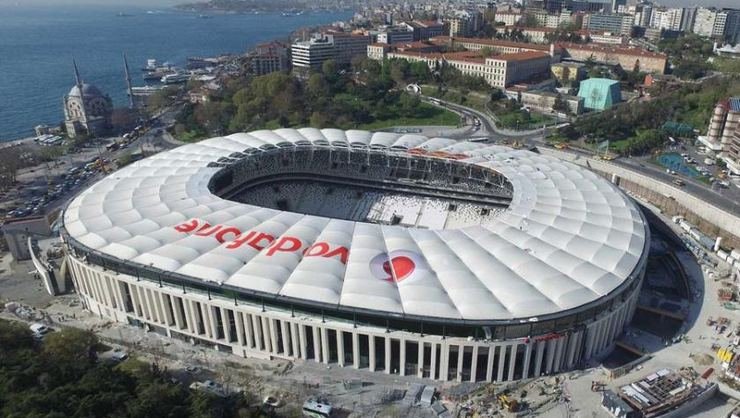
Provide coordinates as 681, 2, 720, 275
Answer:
143, 69, 175, 81
142, 59, 158, 71
161, 72, 192, 84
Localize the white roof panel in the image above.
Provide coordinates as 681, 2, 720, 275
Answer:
63, 129, 647, 321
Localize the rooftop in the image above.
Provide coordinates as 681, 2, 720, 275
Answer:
62, 129, 648, 323
558, 42, 667, 59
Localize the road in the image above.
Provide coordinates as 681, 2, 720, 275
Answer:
433, 97, 740, 217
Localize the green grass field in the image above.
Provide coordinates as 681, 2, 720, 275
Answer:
420, 85, 489, 112
357, 102, 460, 130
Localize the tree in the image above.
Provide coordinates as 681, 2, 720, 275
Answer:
553, 93, 571, 114
399, 93, 421, 117
0, 147, 23, 188
43, 328, 98, 364
321, 59, 337, 77
310, 111, 329, 128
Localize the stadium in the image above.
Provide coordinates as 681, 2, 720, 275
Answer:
61, 128, 649, 383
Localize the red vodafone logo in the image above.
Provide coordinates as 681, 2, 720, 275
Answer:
370, 250, 422, 283
173, 218, 349, 264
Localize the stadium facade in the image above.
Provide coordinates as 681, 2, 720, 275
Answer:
61, 129, 649, 383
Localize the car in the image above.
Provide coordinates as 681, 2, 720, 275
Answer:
673, 179, 685, 187
29, 323, 50, 339
110, 348, 128, 362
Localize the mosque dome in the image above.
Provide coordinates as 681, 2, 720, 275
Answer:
68, 83, 104, 98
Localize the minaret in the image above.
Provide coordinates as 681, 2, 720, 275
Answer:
72, 59, 88, 123
123, 53, 135, 109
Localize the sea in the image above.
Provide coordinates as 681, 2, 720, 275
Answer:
0, 4, 352, 141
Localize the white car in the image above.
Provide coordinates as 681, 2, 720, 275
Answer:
29, 323, 50, 339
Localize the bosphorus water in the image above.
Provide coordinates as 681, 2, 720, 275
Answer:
0, 4, 351, 141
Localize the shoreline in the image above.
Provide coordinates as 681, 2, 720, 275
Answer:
1, 9, 352, 144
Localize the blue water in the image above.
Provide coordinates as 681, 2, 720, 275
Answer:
0, 4, 351, 141
656, 153, 700, 178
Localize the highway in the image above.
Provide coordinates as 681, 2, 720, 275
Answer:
427, 96, 740, 217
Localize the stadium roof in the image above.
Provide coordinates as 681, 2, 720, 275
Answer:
63, 129, 647, 322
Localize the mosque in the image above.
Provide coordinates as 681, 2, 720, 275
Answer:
63, 61, 113, 138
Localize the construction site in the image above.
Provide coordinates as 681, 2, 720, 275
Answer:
2, 152, 740, 417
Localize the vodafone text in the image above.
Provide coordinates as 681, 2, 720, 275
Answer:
174, 219, 349, 264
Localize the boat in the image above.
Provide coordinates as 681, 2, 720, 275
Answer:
131, 85, 163, 96
161, 72, 192, 84
142, 58, 158, 71
143, 68, 175, 81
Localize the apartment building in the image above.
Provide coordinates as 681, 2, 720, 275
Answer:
448, 10, 484, 37
693, 8, 727, 38
376, 27, 414, 44
494, 12, 523, 26
402, 20, 446, 41
701, 98, 740, 174
251, 42, 289, 75
291, 32, 370, 70
584, 13, 634, 35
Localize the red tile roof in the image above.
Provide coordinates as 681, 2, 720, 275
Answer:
558, 42, 667, 59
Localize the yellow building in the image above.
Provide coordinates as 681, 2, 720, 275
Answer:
551, 62, 586, 86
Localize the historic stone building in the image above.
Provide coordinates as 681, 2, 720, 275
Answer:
63, 61, 113, 138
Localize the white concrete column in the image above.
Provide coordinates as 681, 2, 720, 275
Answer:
384, 337, 391, 374
251, 314, 263, 350
171, 296, 184, 330
534, 341, 545, 377
140, 288, 154, 321
352, 332, 360, 369
160, 293, 174, 326
280, 320, 290, 356
439, 344, 449, 382
430, 343, 438, 380
220, 308, 232, 343
507, 344, 518, 381
496, 345, 506, 382
368, 336, 376, 371
470, 345, 479, 382
110, 278, 125, 310
137, 287, 151, 320
291, 323, 301, 358
208, 305, 219, 340
522, 343, 533, 380
456, 345, 464, 382
584, 325, 597, 359
320, 327, 330, 364
312, 326, 321, 363
553, 337, 565, 373
243, 313, 254, 348
545, 339, 557, 374
417, 342, 425, 378
234, 311, 245, 346
486, 346, 495, 382
129, 284, 142, 317
151, 290, 164, 324
337, 331, 345, 367
399, 339, 406, 376
267, 318, 278, 354
186, 299, 199, 334
566, 333, 578, 367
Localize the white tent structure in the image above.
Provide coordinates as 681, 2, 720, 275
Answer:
62, 129, 649, 383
